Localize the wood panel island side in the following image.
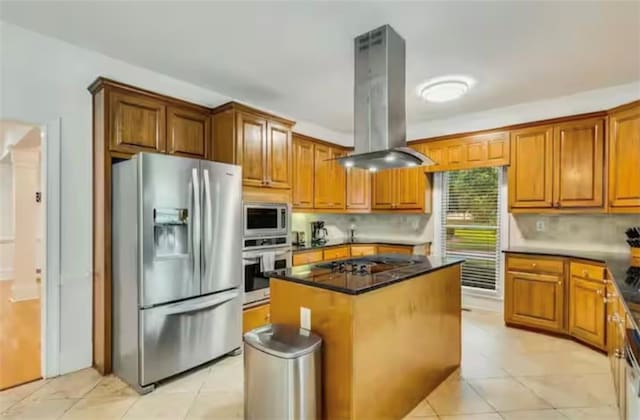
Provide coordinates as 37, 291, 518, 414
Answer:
269, 255, 463, 420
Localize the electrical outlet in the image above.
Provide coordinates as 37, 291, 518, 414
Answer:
300, 307, 311, 330
536, 220, 545, 232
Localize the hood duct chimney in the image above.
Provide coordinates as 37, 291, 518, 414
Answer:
336, 24, 433, 171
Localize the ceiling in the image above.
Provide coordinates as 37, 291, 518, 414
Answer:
1, 1, 639, 134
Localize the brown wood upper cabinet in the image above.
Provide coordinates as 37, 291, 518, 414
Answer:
346, 167, 370, 211
372, 167, 430, 212
212, 103, 294, 189
166, 106, 209, 158
509, 117, 605, 212
314, 144, 346, 209
553, 118, 604, 208
417, 131, 509, 172
292, 134, 315, 208
608, 102, 640, 213
109, 89, 166, 154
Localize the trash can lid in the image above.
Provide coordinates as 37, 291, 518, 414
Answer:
244, 324, 322, 359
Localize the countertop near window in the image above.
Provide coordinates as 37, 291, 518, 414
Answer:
503, 247, 639, 332
292, 238, 431, 252
268, 255, 463, 295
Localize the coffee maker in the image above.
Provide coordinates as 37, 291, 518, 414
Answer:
311, 221, 328, 245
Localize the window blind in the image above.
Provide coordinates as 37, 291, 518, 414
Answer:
440, 167, 503, 291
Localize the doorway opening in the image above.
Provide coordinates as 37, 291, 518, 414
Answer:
0, 120, 45, 390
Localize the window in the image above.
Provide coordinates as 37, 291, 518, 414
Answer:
440, 167, 504, 292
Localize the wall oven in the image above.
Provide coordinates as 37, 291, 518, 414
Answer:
242, 246, 291, 305
244, 203, 289, 238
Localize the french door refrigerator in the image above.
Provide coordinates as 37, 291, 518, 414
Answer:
112, 153, 242, 393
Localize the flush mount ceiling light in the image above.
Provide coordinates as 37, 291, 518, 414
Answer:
417, 75, 475, 103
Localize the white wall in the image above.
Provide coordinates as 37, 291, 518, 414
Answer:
0, 162, 13, 280
0, 21, 352, 374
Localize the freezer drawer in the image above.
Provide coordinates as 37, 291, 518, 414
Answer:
140, 289, 242, 385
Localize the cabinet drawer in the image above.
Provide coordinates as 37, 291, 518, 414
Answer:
507, 256, 564, 274
292, 250, 323, 266
350, 245, 377, 257
377, 245, 413, 255
243, 303, 270, 334
323, 246, 350, 261
570, 262, 605, 281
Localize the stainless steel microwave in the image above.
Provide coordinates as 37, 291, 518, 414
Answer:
243, 203, 289, 238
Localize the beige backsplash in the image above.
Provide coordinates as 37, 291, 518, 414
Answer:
291, 212, 433, 244
508, 214, 640, 254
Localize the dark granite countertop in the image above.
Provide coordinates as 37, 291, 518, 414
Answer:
292, 238, 431, 252
268, 254, 463, 295
504, 247, 639, 332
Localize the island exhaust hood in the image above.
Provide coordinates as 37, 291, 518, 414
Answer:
336, 24, 434, 171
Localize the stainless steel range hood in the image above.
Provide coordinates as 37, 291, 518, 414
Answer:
336, 25, 434, 171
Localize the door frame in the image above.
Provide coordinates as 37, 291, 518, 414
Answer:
40, 118, 61, 378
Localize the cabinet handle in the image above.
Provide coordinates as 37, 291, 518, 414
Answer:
557, 280, 562, 285
532, 263, 537, 268
607, 292, 617, 299
583, 270, 589, 278
596, 289, 603, 295
614, 349, 623, 359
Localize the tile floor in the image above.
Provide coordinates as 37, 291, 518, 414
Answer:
0, 309, 620, 419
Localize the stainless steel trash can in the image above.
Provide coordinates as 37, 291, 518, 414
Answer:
244, 324, 322, 420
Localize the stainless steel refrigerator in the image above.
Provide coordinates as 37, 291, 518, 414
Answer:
112, 153, 242, 394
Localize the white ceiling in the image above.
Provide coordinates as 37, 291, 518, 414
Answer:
1, 1, 639, 135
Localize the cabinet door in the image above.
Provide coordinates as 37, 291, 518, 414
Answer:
569, 276, 606, 349
346, 167, 370, 211
109, 90, 166, 153
292, 136, 315, 208
553, 118, 604, 208
313, 144, 334, 208
505, 270, 564, 332
394, 167, 426, 210
330, 149, 347, 209
371, 170, 396, 209
166, 106, 209, 158
323, 246, 350, 261
609, 104, 640, 211
508, 126, 554, 209
266, 121, 292, 189
350, 245, 377, 257
237, 112, 267, 187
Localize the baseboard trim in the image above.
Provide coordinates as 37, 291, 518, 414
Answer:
0, 270, 14, 281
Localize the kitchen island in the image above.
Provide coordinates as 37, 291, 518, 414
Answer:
269, 255, 463, 420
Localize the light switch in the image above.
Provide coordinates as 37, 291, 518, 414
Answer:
300, 307, 311, 330
536, 220, 545, 232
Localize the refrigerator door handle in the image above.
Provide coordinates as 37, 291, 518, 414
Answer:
192, 168, 202, 285
202, 168, 212, 278
161, 290, 239, 316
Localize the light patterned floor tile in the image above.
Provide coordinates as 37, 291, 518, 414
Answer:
438, 413, 503, 420
185, 390, 243, 420
0, 379, 48, 403
468, 377, 551, 411
498, 409, 567, 419
426, 378, 495, 416
27, 369, 101, 401
517, 374, 615, 408
60, 397, 138, 420
557, 405, 620, 419
405, 397, 437, 417
202, 359, 243, 393
84, 376, 139, 399
0, 398, 77, 419
154, 365, 210, 394
458, 353, 510, 380
0, 399, 18, 415
122, 391, 196, 420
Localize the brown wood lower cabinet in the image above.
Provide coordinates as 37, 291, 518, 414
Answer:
292, 243, 426, 266
505, 254, 611, 351
350, 245, 377, 257
569, 275, 606, 348
242, 303, 270, 334
323, 246, 350, 261
505, 270, 565, 333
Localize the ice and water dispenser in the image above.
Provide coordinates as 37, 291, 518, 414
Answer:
153, 208, 189, 258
